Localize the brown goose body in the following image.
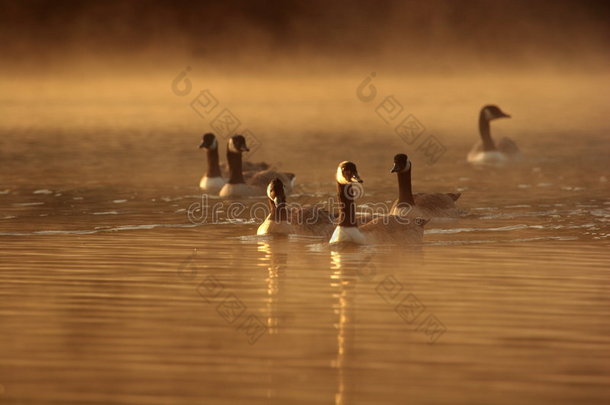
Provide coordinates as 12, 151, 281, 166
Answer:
257, 178, 334, 237
390, 154, 461, 219
219, 135, 296, 198
288, 206, 335, 238
390, 192, 461, 218
248, 170, 296, 194
220, 161, 270, 179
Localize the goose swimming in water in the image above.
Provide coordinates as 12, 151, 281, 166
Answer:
198, 133, 226, 193
198, 132, 272, 193
329, 161, 427, 246
257, 178, 335, 237
467, 105, 521, 167
219, 135, 296, 198
390, 153, 461, 219
256, 178, 292, 235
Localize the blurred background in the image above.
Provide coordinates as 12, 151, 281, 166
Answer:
2, 0, 609, 72
1, 0, 609, 187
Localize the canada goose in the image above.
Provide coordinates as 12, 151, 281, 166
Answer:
257, 178, 292, 235
329, 161, 427, 246
198, 133, 226, 193
198, 133, 271, 193
220, 160, 270, 179
257, 178, 335, 237
467, 105, 521, 166
390, 154, 461, 218
219, 135, 296, 198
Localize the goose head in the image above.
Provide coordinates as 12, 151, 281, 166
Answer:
481, 105, 511, 121
228, 135, 250, 153
391, 153, 411, 173
336, 161, 363, 185
199, 133, 218, 149
267, 178, 287, 207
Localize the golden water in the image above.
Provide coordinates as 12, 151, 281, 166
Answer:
0, 72, 609, 404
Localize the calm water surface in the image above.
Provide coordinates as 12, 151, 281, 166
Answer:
1, 75, 609, 404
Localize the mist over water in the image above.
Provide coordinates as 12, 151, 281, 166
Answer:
2, 0, 610, 72
1, 1, 609, 404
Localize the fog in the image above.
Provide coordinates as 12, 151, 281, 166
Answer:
1, 0, 608, 156
2, 0, 609, 74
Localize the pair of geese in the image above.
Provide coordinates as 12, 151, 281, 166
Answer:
197, 104, 521, 245
198, 133, 296, 197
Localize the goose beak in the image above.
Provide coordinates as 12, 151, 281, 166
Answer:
240, 145, 250, 152
500, 112, 511, 118
390, 163, 400, 173
199, 140, 208, 148
351, 173, 363, 183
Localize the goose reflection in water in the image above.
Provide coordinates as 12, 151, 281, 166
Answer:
330, 248, 374, 405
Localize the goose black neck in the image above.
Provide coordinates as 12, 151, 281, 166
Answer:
479, 113, 496, 151
206, 148, 221, 177
268, 198, 287, 221
337, 183, 357, 227
396, 168, 415, 205
226, 150, 245, 184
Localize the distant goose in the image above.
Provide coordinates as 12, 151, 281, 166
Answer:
198, 133, 226, 193
329, 161, 427, 246
219, 135, 296, 198
467, 105, 521, 167
257, 178, 335, 237
390, 154, 461, 219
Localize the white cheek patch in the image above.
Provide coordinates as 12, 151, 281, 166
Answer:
337, 166, 353, 184
228, 138, 240, 153
266, 183, 274, 200
483, 108, 493, 121
336, 166, 349, 184
405, 160, 411, 172
211, 138, 217, 149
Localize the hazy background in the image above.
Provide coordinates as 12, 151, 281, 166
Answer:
1, 0, 610, 73
0, 0, 608, 186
